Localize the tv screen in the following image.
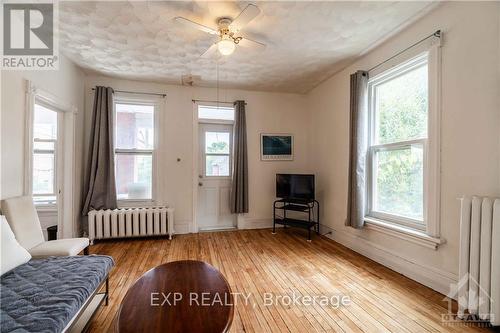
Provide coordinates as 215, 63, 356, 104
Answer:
276, 174, 315, 201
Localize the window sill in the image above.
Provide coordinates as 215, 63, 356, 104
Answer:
364, 217, 445, 250
118, 199, 156, 208
203, 176, 231, 180
35, 205, 57, 212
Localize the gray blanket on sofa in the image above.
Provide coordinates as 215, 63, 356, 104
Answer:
1, 255, 114, 333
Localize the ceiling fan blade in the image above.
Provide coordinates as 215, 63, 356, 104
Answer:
229, 4, 261, 33
238, 37, 266, 50
174, 17, 218, 35
200, 43, 219, 58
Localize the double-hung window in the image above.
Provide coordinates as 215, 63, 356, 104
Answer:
367, 53, 437, 232
114, 100, 156, 201
32, 102, 60, 206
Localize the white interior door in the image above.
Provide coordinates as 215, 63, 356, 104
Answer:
197, 123, 236, 230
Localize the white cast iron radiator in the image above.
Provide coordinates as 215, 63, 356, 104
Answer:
458, 196, 500, 325
88, 207, 174, 242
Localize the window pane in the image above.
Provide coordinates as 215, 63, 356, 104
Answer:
206, 155, 230, 176
375, 63, 428, 144
116, 103, 154, 149
205, 132, 230, 154
33, 153, 55, 194
115, 154, 152, 200
198, 106, 234, 121
34, 103, 57, 140
373, 145, 423, 221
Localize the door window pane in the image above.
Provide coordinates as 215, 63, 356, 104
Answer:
115, 154, 153, 199
116, 103, 154, 149
33, 153, 55, 194
34, 104, 57, 140
206, 155, 230, 176
375, 64, 428, 144
198, 106, 234, 121
373, 145, 423, 220
205, 132, 230, 154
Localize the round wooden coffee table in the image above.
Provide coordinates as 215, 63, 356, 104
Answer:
117, 260, 233, 333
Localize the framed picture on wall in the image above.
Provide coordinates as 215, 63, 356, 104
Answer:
260, 134, 294, 161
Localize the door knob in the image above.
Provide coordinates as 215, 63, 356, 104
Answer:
198, 182, 203, 187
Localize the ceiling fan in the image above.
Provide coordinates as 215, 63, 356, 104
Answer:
174, 4, 266, 58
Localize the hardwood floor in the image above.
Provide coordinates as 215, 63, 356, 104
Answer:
87, 229, 494, 332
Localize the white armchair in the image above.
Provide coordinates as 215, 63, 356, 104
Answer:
1, 196, 89, 258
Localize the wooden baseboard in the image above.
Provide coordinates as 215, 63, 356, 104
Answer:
237, 217, 277, 230
319, 223, 458, 297
173, 221, 191, 235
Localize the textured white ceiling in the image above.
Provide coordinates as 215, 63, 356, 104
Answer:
59, 1, 436, 93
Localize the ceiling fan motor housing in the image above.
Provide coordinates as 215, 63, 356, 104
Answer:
217, 18, 232, 29
217, 18, 242, 45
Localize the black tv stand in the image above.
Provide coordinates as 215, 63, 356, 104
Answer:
273, 198, 320, 241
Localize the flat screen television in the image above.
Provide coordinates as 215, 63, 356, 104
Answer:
276, 174, 315, 201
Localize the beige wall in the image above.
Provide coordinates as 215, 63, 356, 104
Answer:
1, 54, 86, 237
307, 1, 500, 293
84, 76, 311, 233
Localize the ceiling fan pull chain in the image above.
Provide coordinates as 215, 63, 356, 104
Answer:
216, 60, 219, 108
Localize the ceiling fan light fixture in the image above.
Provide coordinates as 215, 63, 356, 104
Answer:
217, 38, 235, 56
175, 4, 264, 59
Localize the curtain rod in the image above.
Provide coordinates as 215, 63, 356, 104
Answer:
192, 99, 247, 105
91, 88, 166, 98
368, 30, 441, 73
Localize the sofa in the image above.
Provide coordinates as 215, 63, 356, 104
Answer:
0, 216, 114, 333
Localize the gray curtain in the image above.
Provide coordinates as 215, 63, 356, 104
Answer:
230, 100, 249, 214
346, 71, 369, 228
81, 86, 117, 217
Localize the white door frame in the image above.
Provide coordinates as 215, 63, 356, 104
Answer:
191, 101, 234, 233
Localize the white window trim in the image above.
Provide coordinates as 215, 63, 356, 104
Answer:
24, 80, 78, 238
364, 45, 442, 244
24, 81, 77, 205
113, 94, 161, 207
